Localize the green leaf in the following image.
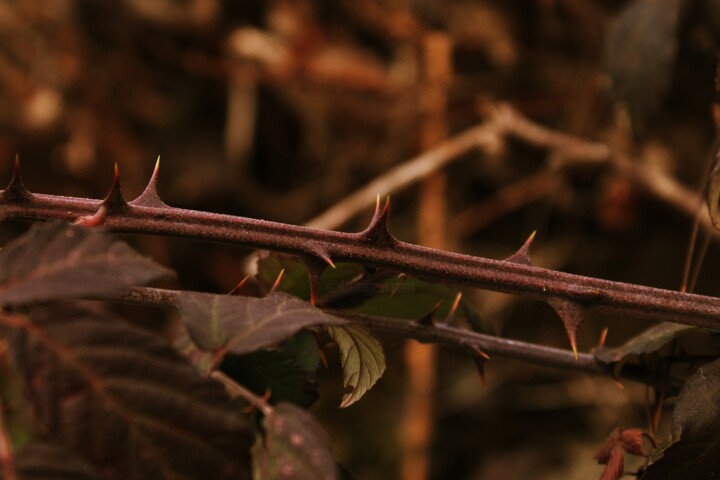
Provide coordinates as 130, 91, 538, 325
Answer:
221, 333, 321, 407
642, 359, 720, 479
0, 221, 173, 306
326, 325, 385, 408
594, 323, 696, 364
256, 254, 366, 303
352, 276, 461, 321
256, 403, 338, 480
177, 292, 346, 355
256, 254, 312, 300
0, 442, 101, 480
8, 304, 254, 480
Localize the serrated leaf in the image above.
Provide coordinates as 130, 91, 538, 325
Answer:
594, 323, 696, 364
256, 403, 338, 480
177, 292, 345, 355
606, 0, 681, 129
642, 359, 720, 479
7, 305, 253, 480
326, 325, 385, 408
0, 221, 173, 306
0, 442, 101, 480
221, 333, 321, 407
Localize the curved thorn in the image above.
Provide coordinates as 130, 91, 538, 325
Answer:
320, 254, 336, 269
302, 255, 328, 306
228, 275, 250, 295
505, 230, 537, 265
308, 243, 336, 269
359, 193, 395, 246
1, 154, 32, 202
598, 327, 609, 348
416, 302, 441, 326
390, 273, 408, 297
473, 357, 488, 387
548, 297, 585, 360
74, 205, 108, 227
445, 292, 463, 323
318, 347, 329, 369
308, 269, 321, 306
131, 156, 167, 207
270, 269, 285, 293
102, 163, 128, 212
472, 345, 491, 360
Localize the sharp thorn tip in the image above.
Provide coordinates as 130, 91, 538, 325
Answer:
270, 269, 285, 293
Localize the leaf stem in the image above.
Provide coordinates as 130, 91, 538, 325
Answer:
211, 371, 273, 416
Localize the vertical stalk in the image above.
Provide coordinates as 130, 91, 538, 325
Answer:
401, 31, 452, 480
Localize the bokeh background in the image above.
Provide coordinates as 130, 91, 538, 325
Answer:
1, 1, 720, 479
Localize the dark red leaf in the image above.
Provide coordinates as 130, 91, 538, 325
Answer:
7, 305, 253, 480
0, 222, 173, 306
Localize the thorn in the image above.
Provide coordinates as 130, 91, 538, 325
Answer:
307, 243, 336, 269
101, 163, 128, 212
470, 344, 491, 360
74, 205, 108, 227
228, 276, 250, 295
1, 154, 32, 202
318, 348, 329, 369
320, 254, 336, 269
390, 273, 407, 297
130, 156, 167, 207
308, 268, 321, 306
242, 388, 272, 414
547, 298, 585, 360
505, 230, 536, 265
473, 357, 488, 387
302, 255, 329, 306
416, 302, 441, 327
445, 292, 463, 324
598, 327, 609, 349
270, 269, 285, 293
359, 194, 396, 246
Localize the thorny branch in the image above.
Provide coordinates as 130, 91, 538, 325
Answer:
110, 286, 662, 386
1, 153, 720, 359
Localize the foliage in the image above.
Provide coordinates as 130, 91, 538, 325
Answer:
2, 1, 720, 478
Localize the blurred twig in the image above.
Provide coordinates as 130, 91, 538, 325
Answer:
307, 102, 715, 237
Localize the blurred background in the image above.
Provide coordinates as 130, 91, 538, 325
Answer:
1, 0, 720, 479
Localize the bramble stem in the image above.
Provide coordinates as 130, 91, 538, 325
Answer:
2, 186, 720, 330
110, 286, 659, 385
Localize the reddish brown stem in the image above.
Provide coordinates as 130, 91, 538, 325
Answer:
2, 173, 719, 331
